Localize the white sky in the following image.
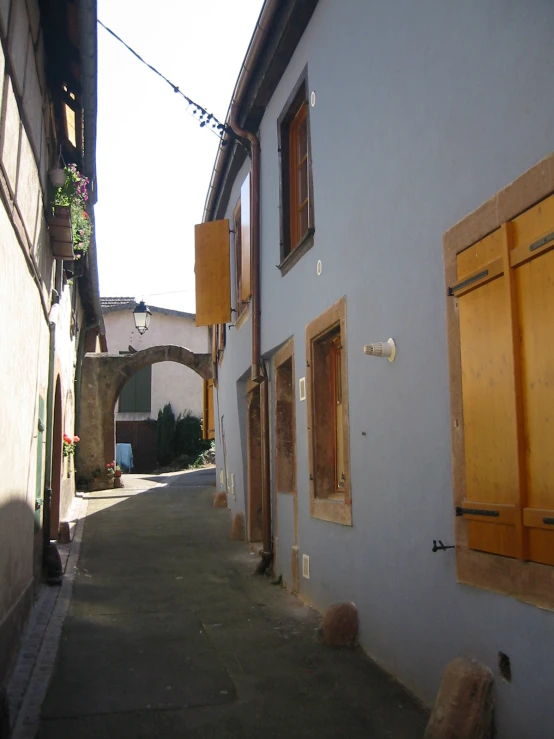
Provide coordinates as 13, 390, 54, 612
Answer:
95, 0, 264, 313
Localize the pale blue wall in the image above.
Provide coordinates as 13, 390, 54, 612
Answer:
213, 1, 554, 735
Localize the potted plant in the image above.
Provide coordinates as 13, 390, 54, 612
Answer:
114, 465, 124, 488
48, 164, 92, 260
62, 434, 80, 457
62, 434, 80, 479
87, 463, 115, 492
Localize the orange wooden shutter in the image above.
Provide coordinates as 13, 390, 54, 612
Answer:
195, 219, 231, 326
453, 193, 554, 565
203, 379, 215, 440
240, 173, 251, 302
453, 228, 521, 558
512, 194, 554, 565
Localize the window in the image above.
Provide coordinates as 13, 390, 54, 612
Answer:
234, 198, 243, 311
306, 297, 351, 525
274, 339, 296, 495
232, 175, 251, 326
278, 70, 314, 274
444, 152, 554, 611
118, 366, 152, 413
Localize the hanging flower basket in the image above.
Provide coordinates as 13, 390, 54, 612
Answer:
47, 205, 75, 259
50, 164, 92, 260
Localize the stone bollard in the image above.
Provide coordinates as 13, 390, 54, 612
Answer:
424, 657, 494, 739
230, 512, 245, 541
317, 602, 359, 647
58, 521, 71, 544
213, 491, 227, 508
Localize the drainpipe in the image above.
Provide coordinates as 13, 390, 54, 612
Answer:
43, 290, 63, 584
230, 104, 262, 383
230, 108, 273, 569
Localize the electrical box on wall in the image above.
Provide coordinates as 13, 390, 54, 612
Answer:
302, 554, 310, 579
299, 377, 306, 401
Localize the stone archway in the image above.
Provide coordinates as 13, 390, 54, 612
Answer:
78, 345, 212, 484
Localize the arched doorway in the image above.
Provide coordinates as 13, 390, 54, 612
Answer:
78, 345, 212, 484
50, 378, 63, 539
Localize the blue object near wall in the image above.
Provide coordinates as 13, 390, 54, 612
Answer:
116, 443, 133, 473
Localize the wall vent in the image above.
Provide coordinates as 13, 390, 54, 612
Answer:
302, 553, 310, 579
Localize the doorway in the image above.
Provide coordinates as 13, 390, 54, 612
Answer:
247, 383, 262, 542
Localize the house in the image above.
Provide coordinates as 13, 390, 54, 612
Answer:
100, 297, 209, 471
195, 1, 554, 735
0, 0, 102, 692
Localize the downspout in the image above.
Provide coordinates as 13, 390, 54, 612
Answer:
229, 106, 273, 569
43, 291, 63, 584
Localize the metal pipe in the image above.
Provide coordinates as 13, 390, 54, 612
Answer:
230, 104, 262, 382
260, 373, 272, 556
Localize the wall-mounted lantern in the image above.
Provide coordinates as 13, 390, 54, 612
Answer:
133, 300, 152, 335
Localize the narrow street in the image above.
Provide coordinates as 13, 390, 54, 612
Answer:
34, 469, 427, 738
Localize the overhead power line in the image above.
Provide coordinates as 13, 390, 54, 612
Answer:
98, 19, 235, 146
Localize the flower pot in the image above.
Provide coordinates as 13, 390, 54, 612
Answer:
49, 168, 67, 188
48, 206, 74, 259
88, 479, 115, 492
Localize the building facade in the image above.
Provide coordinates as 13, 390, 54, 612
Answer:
197, 1, 554, 735
0, 0, 102, 689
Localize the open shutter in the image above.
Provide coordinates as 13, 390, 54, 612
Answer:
513, 194, 554, 565
453, 227, 521, 558
240, 173, 251, 302
195, 219, 231, 327
203, 379, 215, 440
453, 192, 554, 565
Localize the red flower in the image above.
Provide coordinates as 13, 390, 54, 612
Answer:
73, 435, 80, 443
63, 434, 72, 444
82, 210, 88, 219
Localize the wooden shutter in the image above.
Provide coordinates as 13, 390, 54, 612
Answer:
513, 194, 554, 566
195, 219, 231, 326
119, 367, 151, 412
35, 396, 45, 532
454, 227, 521, 558
240, 173, 251, 302
203, 379, 215, 440
453, 193, 554, 564
134, 366, 152, 412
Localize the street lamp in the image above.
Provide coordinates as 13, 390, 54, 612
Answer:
133, 300, 152, 335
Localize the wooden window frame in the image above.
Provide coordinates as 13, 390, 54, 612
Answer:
274, 338, 297, 496
277, 67, 315, 276
444, 151, 554, 612
234, 197, 248, 320
306, 297, 351, 526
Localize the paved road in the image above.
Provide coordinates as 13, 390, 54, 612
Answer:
37, 468, 428, 738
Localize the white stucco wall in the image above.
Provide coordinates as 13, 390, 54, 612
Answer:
0, 0, 86, 677
102, 307, 209, 419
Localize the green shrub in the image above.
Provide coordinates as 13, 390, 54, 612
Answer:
174, 410, 209, 457
156, 403, 176, 466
